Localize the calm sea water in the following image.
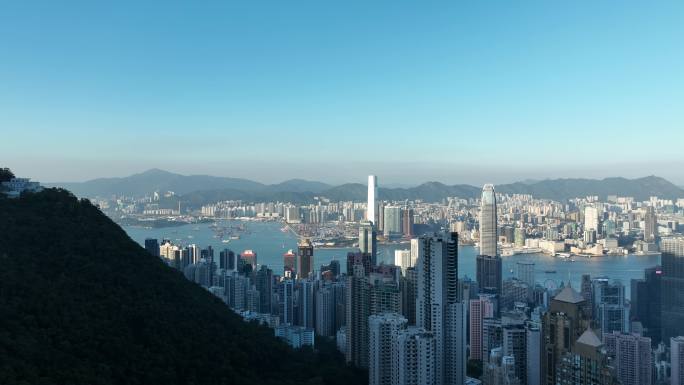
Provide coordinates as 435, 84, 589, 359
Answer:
123, 220, 660, 299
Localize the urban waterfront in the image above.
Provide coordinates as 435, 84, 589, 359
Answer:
124, 220, 660, 298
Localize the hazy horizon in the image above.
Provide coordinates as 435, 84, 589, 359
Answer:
13, 161, 684, 187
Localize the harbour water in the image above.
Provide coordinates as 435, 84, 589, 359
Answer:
124, 220, 660, 299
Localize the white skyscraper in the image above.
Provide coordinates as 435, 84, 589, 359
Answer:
585, 205, 599, 232
367, 175, 378, 224
410, 238, 420, 264
394, 249, 413, 274
416, 232, 465, 385
394, 326, 436, 385
368, 313, 407, 385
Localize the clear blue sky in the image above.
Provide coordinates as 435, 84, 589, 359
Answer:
2, 1, 683, 185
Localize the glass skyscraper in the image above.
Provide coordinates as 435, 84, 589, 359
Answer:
477, 184, 501, 296
479, 184, 498, 257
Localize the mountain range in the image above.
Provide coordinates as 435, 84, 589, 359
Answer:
50, 169, 684, 207
51, 168, 333, 197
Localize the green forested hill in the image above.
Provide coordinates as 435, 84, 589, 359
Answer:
0, 188, 365, 385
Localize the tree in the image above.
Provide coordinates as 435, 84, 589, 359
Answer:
467, 359, 483, 379
0, 167, 14, 183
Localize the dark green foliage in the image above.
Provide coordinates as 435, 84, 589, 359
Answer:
467, 359, 483, 379
0, 189, 366, 385
0, 167, 14, 183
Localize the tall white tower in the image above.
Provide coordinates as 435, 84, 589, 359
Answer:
367, 175, 377, 224
584, 206, 599, 232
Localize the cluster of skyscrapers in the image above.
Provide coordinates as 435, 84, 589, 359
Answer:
140, 175, 684, 385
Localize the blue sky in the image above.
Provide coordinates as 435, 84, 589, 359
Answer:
1, 1, 683, 185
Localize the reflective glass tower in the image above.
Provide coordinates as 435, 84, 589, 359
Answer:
478, 184, 501, 295
479, 184, 498, 257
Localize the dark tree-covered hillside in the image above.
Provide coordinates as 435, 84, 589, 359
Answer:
0, 167, 14, 182
0, 188, 366, 385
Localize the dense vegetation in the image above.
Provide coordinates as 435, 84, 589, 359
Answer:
0, 167, 14, 183
0, 187, 366, 385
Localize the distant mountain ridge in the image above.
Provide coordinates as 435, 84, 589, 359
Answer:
50, 169, 684, 206
50, 169, 331, 197
496, 176, 683, 202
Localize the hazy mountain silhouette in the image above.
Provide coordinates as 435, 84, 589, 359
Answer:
496, 176, 683, 201
50, 169, 684, 205
50, 169, 328, 197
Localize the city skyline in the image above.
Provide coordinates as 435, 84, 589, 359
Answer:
2, 1, 683, 384
2, 1, 683, 184
3, 163, 683, 384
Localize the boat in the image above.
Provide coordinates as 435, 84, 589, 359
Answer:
221, 239, 230, 243
545, 270, 557, 274
230, 235, 240, 240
